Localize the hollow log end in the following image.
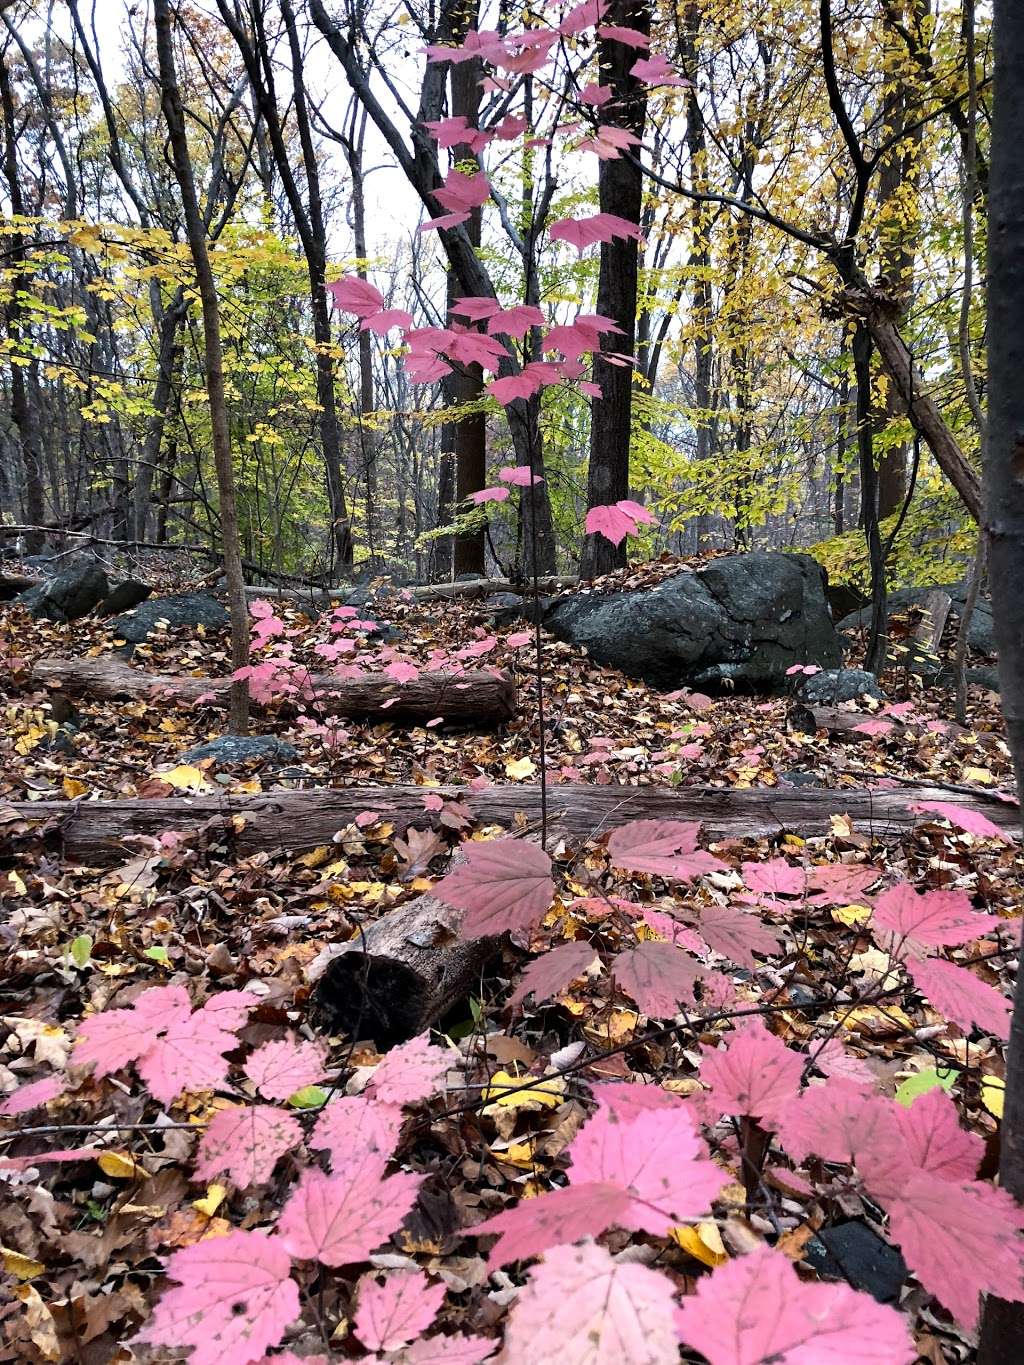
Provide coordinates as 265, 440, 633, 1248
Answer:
310, 951, 430, 1048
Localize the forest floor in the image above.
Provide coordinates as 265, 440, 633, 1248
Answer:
0, 559, 1020, 1362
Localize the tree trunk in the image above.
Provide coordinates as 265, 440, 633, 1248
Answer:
132, 290, 187, 541
979, 1, 1024, 1356
154, 0, 250, 733
580, 0, 651, 579
853, 322, 888, 676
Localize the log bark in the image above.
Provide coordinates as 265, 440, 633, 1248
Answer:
31, 656, 516, 727
237, 575, 577, 605
6, 781, 1015, 868
797, 703, 968, 743
308, 893, 503, 1047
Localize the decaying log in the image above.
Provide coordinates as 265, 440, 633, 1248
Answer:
308, 892, 503, 1046
31, 656, 516, 727
0, 574, 40, 601
239, 575, 577, 606
5, 781, 1015, 867
798, 704, 998, 747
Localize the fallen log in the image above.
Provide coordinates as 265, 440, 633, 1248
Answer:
308, 892, 503, 1046
237, 575, 577, 606
0, 574, 40, 601
6, 781, 1015, 867
800, 705, 1005, 750
31, 656, 516, 727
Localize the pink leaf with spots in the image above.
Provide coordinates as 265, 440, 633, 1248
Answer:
194, 1104, 302, 1188
243, 1036, 326, 1102
502, 1242, 678, 1365
592, 1080, 690, 1121
368, 1032, 458, 1107
612, 942, 706, 1017
909, 801, 1014, 841
808, 1038, 877, 1087
134, 1229, 298, 1365
696, 904, 781, 971
404, 1334, 495, 1364
355, 1270, 445, 1352
805, 863, 880, 904
699, 1021, 803, 1125
886, 1174, 1024, 1329
674, 1245, 915, 1365
568, 1104, 727, 1234
871, 883, 999, 955
278, 1154, 421, 1267
327, 276, 385, 317
898, 1088, 982, 1182
473, 1181, 632, 1267
742, 858, 805, 896
434, 838, 554, 936
775, 1080, 909, 1199
509, 940, 599, 1010
906, 956, 1011, 1037
607, 818, 726, 881
0, 1075, 64, 1116
311, 1097, 404, 1166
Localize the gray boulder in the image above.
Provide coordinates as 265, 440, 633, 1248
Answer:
837, 584, 995, 655
797, 668, 885, 704
112, 592, 228, 642
545, 552, 842, 692
181, 735, 299, 766
14, 561, 109, 621
97, 579, 152, 616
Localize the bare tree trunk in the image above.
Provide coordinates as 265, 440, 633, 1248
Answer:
580, 0, 650, 579
154, 0, 249, 734
853, 323, 887, 676
979, 1, 1024, 1356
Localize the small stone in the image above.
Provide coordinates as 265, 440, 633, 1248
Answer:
797, 668, 884, 704
805, 1222, 907, 1304
180, 735, 299, 767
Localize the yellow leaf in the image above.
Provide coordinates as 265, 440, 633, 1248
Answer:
505, 756, 536, 780
982, 1076, 1005, 1119
62, 777, 89, 798
831, 902, 871, 926
843, 1004, 913, 1038
15, 1284, 59, 1361
98, 1150, 142, 1180
964, 766, 994, 786
670, 1221, 728, 1267
491, 1139, 537, 1169
482, 1070, 565, 1110
159, 764, 212, 792
298, 846, 332, 868
1, 1246, 45, 1280
193, 1184, 227, 1216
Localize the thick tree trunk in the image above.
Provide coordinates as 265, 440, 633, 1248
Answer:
11, 781, 1014, 868
132, 290, 187, 541
580, 0, 651, 579
979, 1, 1024, 1356
154, 0, 250, 732
32, 655, 516, 726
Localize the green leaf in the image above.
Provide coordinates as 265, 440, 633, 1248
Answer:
895, 1067, 957, 1107
144, 946, 170, 964
69, 934, 93, 968
288, 1085, 328, 1109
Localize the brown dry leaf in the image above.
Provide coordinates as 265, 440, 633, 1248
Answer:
15, 1285, 60, 1361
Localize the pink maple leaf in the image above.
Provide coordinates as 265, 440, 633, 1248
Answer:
871, 883, 999, 957
557, 0, 606, 35
579, 81, 613, 105
636, 907, 708, 954
805, 863, 880, 904
244, 1037, 326, 1102
487, 372, 543, 405
469, 485, 509, 504
278, 1152, 421, 1266
612, 941, 706, 1017
502, 1241, 678, 1365
699, 1021, 803, 1125
134, 1229, 298, 1365
194, 1104, 301, 1188
674, 1245, 915, 1365
0, 1075, 65, 1116
498, 465, 543, 485
631, 54, 688, 86
607, 818, 726, 880
852, 718, 894, 737
808, 1038, 877, 1088
404, 1334, 495, 1364
616, 498, 656, 526
584, 503, 637, 545
741, 858, 805, 897
549, 212, 642, 252
311, 1096, 404, 1167
361, 308, 414, 335
509, 940, 599, 1011
906, 956, 1011, 1038
450, 296, 501, 321
592, 1079, 691, 1121
368, 1032, 458, 1107
886, 1173, 1024, 1329
568, 1103, 727, 1234
486, 307, 545, 338
327, 276, 385, 317
909, 800, 1014, 842
385, 660, 420, 683
898, 1088, 982, 1182
696, 904, 781, 971
355, 809, 381, 828
433, 838, 554, 937
473, 1181, 632, 1267
355, 1270, 445, 1352
775, 1080, 909, 1199
434, 169, 491, 214
597, 25, 651, 49
505, 630, 533, 648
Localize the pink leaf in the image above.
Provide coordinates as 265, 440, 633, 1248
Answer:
502, 1241, 678, 1365
557, 0, 606, 36
616, 498, 656, 525
311, 1097, 404, 1167
584, 503, 636, 545
404, 1334, 495, 1364
450, 296, 501, 321
0, 1075, 64, 1116
549, 212, 642, 252
473, 1181, 632, 1267
741, 858, 805, 897
134, 1229, 298, 1365
612, 942, 706, 1017
579, 81, 613, 105
607, 818, 726, 880
805, 863, 880, 904
852, 718, 893, 737
568, 1104, 727, 1234
631, 54, 688, 86
674, 1245, 915, 1365
244, 1037, 326, 1102
487, 372, 543, 405
598, 24, 651, 49
898, 1088, 982, 1182
509, 940, 599, 1010
194, 1104, 302, 1188
906, 956, 1011, 1038
355, 1270, 445, 1352
871, 883, 999, 956
278, 1153, 421, 1267
886, 1174, 1024, 1330
486, 306, 545, 338
368, 1032, 458, 1107
909, 800, 1014, 842
699, 1021, 803, 1125
385, 660, 420, 683
505, 630, 533, 648
696, 904, 781, 971
808, 1038, 877, 1088
361, 308, 414, 335
498, 465, 543, 485
593, 1079, 691, 1122
775, 1080, 909, 1199
327, 275, 385, 317
433, 838, 554, 937
355, 810, 381, 828
434, 169, 491, 214
468, 486, 509, 504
